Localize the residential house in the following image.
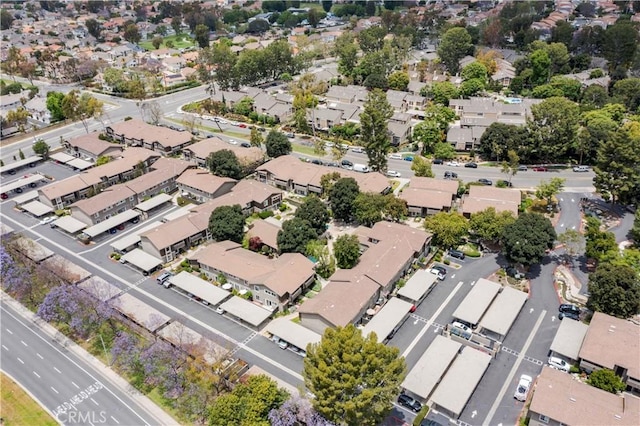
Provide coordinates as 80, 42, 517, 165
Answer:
578, 312, 640, 393
38, 148, 160, 209
246, 219, 281, 253
299, 221, 431, 334
256, 155, 391, 196
140, 179, 282, 262
399, 177, 458, 216
24, 96, 52, 124
190, 240, 315, 312
63, 134, 123, 161
388, 112, 413, 146
446, 127, 487, 151
106, 119, 193, 155
527, 367, 640, 426
183, 137, 264, 168
123, 157, 194, 201
176, 169, 237, 203
70, 184, 137, 225
310, 107, 343, 131
462, 185, 521, 217
325, 85, 368, 104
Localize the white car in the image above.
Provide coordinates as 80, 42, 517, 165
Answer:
40, 216, 55, 225
548, 356, 571, 373
514, 375, 533, 401
386, 170, 401, 178
228, 139, 238, 145
351, 147, 365, 153
573, 165, 589, 172
446, 161, 461, 167
451, 321, 471, 333
389, 153, 403, 160
324, 142, 334, 148
215, 306, 225, 315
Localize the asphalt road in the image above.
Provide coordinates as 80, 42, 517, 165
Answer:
0, 301, 161, 426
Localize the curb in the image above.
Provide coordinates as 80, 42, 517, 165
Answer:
1, 369, 63, 425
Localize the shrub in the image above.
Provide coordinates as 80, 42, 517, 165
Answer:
124, 116, 132, 121
569, 365, 580, 374
444, 259, 451, 265
258, 210, 274, 219
413, 406, 430, 426
279, 202, 289, 212
462, 247, 481, 257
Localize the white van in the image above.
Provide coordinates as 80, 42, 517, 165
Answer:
353, 163, 370, 173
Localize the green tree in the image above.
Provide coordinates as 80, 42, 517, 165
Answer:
194, 24, 210, 49
353, 193, 387, 227
265, 130, 291, 158
358, 26, 387, 53
277, 217, 317, 255
426, 81, 460, 106
123, 23, 141, 44
207, 149, 242, 179
469, 207, 516, 245
304, 324, 406, 426
478, 122, 528, 162
385, 195, 407, 222
61, 90, 104, 133
584, 217, 618, 262
6, 108, 30, 133
199, 42, 239, 92
249, 127, 264, 148
1, 9, 15, 30
322, 0, 332, 13
461, 62, 488, 82
438, 27, 473, 74
334, 32, 359, 77
233, 97, 254, 117
208, 374, 289, 426
502, 212, 556, 267
387, 71, 409, 91
594, 125, 640, 205
575, 110, 617, 165
18, 149, 25, 160
328, 178, 360, 222
208, 204, 245, 244
361, 89, 393, 172
632, 209, 640, 243
558, 229, 584, 260
527, 97, 579, 163
611, 78, 640, 112
151, 36, 163, 50
95, 156, 111, 166
581, 84, 609, 110
46, 91, 66, 122
588, 369, 627, 394
305, 240, 335, 279
530, 49, 551, 86
588, 263, 640, 319
411, 156, 434, 177
333, 234, 361, 269
32, 139, 50, 159
433, 141, 456, 160
459, 78, 485, 97
424, 211, 468, 249
603, 22, 639, 70
501, 150, 520, 184
535, 178, 565, 209
414, 122, 444, 155
295, 196, 330, 236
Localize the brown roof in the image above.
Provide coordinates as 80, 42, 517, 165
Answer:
298, 278, 380, 327
176, 169, 236, 195
39, 174, 103, 200
66, 134, 123, 157
140, 213, 206, 250
409, 177, 458, 194
462, 197, 519, 216
109, 119, 192, 148
191, 179, 282, 216
185, 137, 264, 164
579, 312, 640, 380
247, 219, 281, 250
71, 184, 137, 216
124, 157, 193, 193
258, 155, 390, 194
467, 185, 521, 204
530, 367, 640, 426
192, 241, 314, 297
399, 188, 454, 210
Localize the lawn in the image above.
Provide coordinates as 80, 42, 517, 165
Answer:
139, 34, 196, 51
1, 373, 58, 426
291, 144, 318, 156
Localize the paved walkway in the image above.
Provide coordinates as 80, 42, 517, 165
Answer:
1, 292, 179, 426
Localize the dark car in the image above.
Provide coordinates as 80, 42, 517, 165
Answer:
327, 162, 339, 167
398, 394, 422, 412
559, 311, 580, 321
497, 180, 513, 187
464, 162, 478, 168
448, 249, 465, 260
478, 178, 493, 186
432, 159, 444, 165
311, 159, 323, 165
116, 223, 125, 231
258, 127, 266, 132
559, 304, 580, 315
506, 266, 524, 279
108, 228, 117, 234
240, 142, 251, 148
130, 217, 140, 224
444, 171, 458, 179
431, 265, 447, 275
341, 159, 354, 169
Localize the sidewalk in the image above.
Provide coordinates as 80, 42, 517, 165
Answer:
1, 292, 179, 426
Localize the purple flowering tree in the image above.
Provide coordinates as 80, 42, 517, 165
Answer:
268, 395, 335, 426
139, 340, 188, 397
0, 244, 36, 305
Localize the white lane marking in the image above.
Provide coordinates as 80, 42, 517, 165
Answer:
1, 345, 8, 351
72, 381, 80, 389
6, 328, 13, 334
33, 371, 40, 378
91, 398, 99, 406
403, 281, 465, 358
51, 386, 59, 394
54, 367, 61, 374
37, 353, 44, 359
21, 340, 28, 346
483, 310, 547, 425
451, 274, 455, 279
110, 416, 120, 424
17, 357, 24, 364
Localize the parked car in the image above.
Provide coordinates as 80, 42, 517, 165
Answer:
514, 375, 533, 401
108, 228, 117, 234
237, 123, 247, 128
240, 142, 251, 148
430, 265, 447, 280
451, 321, 471, 334
464, 162, 478, 168
386, 170, 401, 178
215, 306, 225, 315
389, 153, 402, 160
573, 165, 589, 172
532, 166, 548, 172
448, 249, 465, 260
157, 271, 173, 285
559, 304, 580, 315
311, 159, 323, 165
324, 142, 334, 148
116, 223, 125, 230
518, 165, 528, 171
398, 394, 422, 412
228, 139, 238, 145
506, 266, 524, 280
446, 161, 460, 167
353, 163, 370, 173
559, 311, 580, 321
327, 162, 340, 167
285, 132, 294, 138
548, 356, 571, 373
432, 159, 444, 165
129, 217, 140, 224
341, 159, 353, 170
257, 127, 266, 132
39, 216, 55, 225
497, 180, 513, 187
1, 193, 8, 199
478, 178, 493, 186
404, 156, 414, 161
444, 171, 458, 179
351, 147, 365, 153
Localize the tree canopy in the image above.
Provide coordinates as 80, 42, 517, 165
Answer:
277, 217, 317, 255
423, 212, 468, 249
207, 149, 242, 179
438, 27, 473, 74
361, 89, 393, 172
295, 196, 330, 236
501, 212, 556, 267
469, 207, 516, 245
594, 124, 640, 205
329, 177, 360, 222
208, 204, 245, 244
304, 324, 406, 426
265, 130, 292, 158
587, 263, 640, 319
333, 234, 361, 269
588, 369, 626, 394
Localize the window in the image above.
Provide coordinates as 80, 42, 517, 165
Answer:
538, 414, 549, 424
265, 289, 277, 298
